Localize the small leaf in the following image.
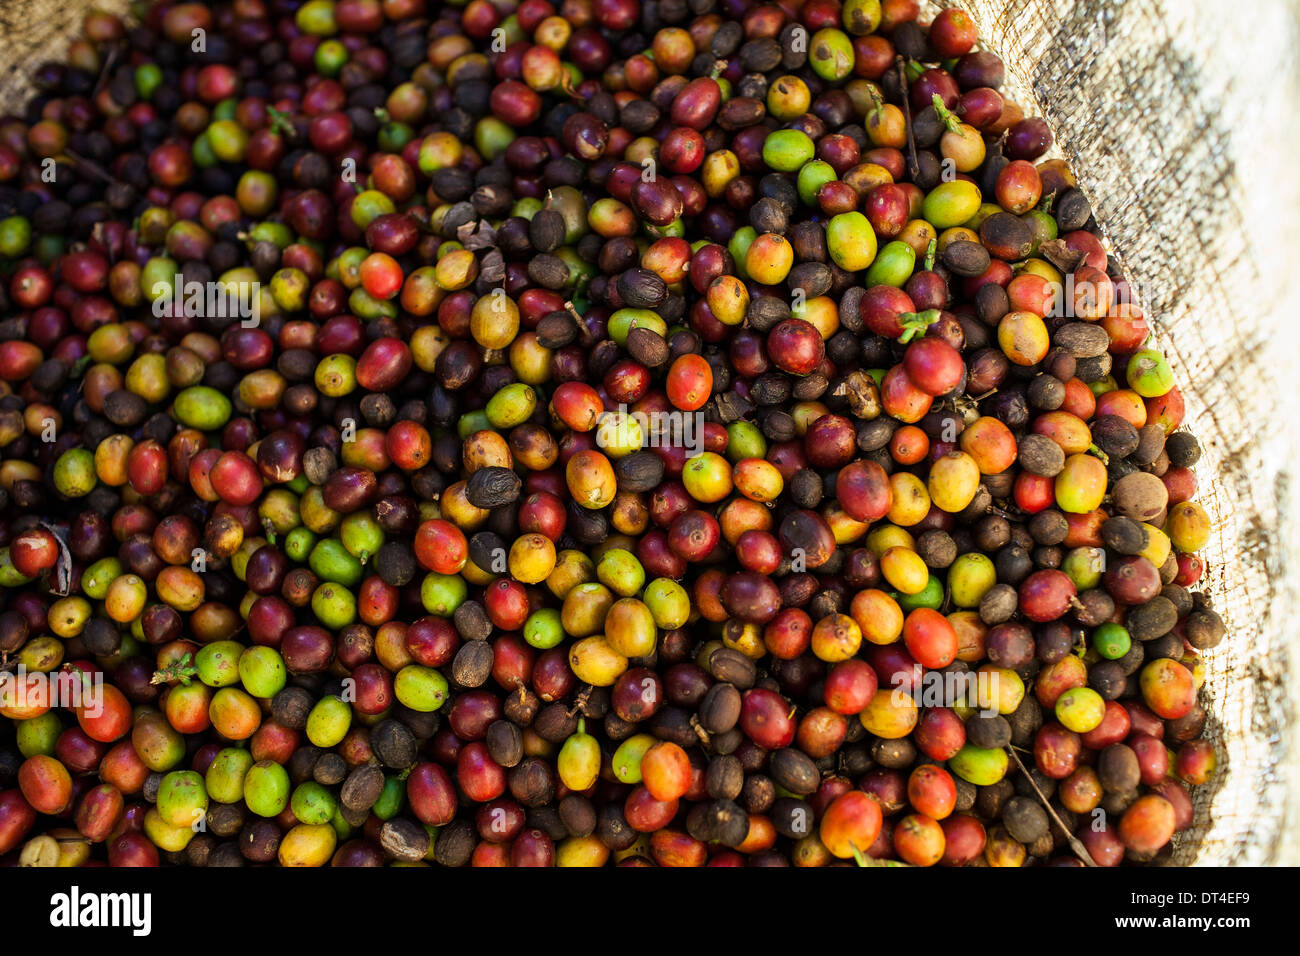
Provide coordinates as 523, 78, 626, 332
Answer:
1039, 239, 1086, 273
478, 249, 506, 285
151, 652, 198, 687
39, 522, 72, 597
833, 371, 883, 420
458, 219, 498, 251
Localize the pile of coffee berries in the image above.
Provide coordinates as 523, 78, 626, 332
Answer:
0, 0, 1222, 868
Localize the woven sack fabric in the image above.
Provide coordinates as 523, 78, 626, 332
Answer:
943, 0, 1300, 865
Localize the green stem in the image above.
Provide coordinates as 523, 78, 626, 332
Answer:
866, 83, 886, 123
1088, 443, 1110, 465
931, 93, 966, 136
267, 106, 296, 138
897, 309, 941, 344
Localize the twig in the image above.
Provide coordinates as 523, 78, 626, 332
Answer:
93, 46, 119, 99
895, 57, 920, 182
987, 504, 1028, 521
566, 684, 594, 719
64, 150, 122, 187
1005, 745, 1098, 867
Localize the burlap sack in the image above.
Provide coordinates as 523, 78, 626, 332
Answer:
949, 0, 1300, 866
3, 0, 1297, 864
